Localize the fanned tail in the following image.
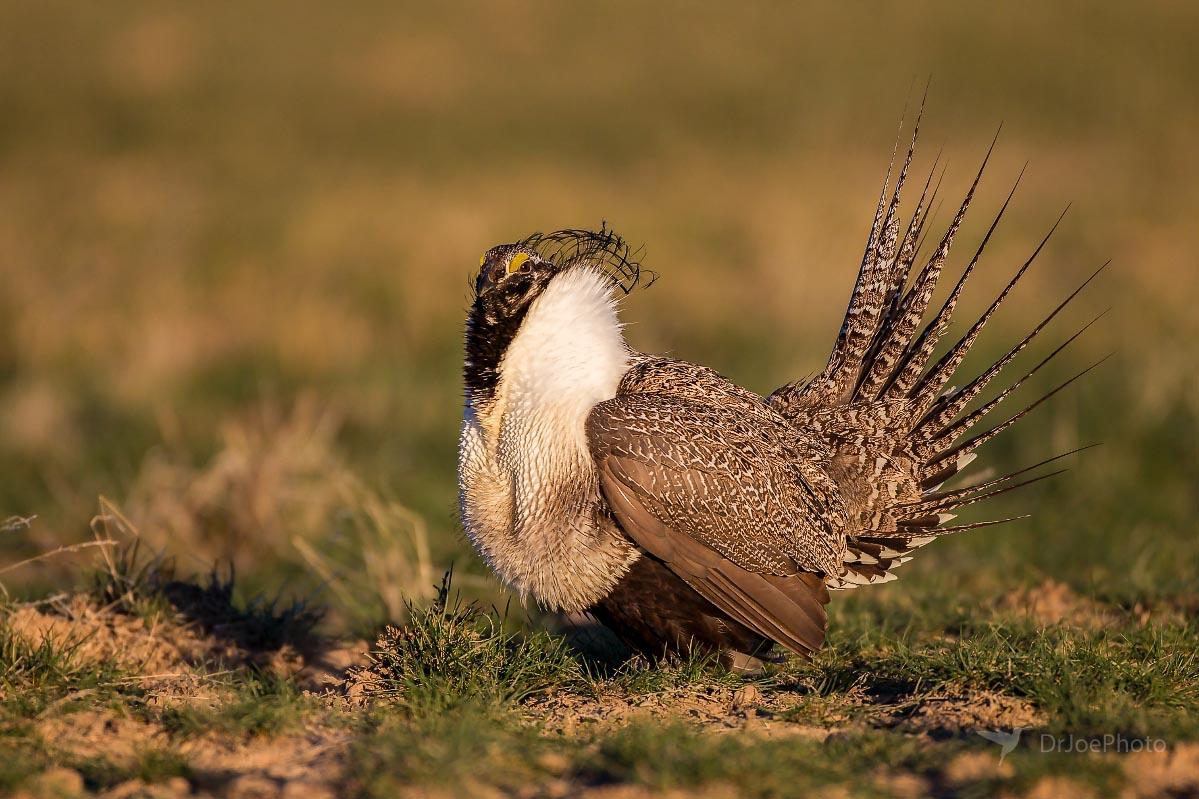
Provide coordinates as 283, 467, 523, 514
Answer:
768, 118, 1102, 590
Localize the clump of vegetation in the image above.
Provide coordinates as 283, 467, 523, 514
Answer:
575, 721, 883, 796
0, 623, 131, 717
354, 571, 580, 712
89, 521, 177, 620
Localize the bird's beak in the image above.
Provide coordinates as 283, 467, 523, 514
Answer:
476, 258, 506, 294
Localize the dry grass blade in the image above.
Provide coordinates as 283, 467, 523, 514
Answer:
292, 477, 439, 628
0, 540, 117, 578
1, 515, 37, 534
0, 515, 118, 599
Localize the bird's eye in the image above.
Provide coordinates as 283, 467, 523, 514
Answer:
507, 253, 531, 275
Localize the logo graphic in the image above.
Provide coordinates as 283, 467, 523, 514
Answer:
976, 727, 1024, 764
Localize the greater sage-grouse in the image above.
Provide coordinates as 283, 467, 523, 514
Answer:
458, 123, 1100, 669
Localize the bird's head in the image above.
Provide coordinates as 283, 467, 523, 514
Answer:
470, 227, 649, 324
464, 226, 652, 402
471, 244, 559, 328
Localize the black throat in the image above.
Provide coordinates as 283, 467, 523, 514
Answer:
463, 292, 535, 405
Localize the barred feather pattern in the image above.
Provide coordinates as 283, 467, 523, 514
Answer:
767, 122, 1100, 590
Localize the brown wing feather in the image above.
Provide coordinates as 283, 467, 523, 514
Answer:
589, 550, 775, 662
587, 392, 845, 576
588, 399, 833, 657
597, 459, 828, 656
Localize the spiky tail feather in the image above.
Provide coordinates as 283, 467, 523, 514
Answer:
768, 114, 1102, 590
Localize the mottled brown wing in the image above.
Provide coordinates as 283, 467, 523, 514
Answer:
586, 393, 836, 656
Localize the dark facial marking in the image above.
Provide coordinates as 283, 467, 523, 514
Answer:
464, 246, 557, 401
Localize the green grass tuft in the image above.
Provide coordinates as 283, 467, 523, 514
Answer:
0, 732, 50, 794
0, 622, 129, 717
89, 534, 178, 623
357, 572, 580, 713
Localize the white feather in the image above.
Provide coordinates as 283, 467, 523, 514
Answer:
499, 266, 630, 453
458, 267, 639, 612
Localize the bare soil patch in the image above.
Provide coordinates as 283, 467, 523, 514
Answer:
4, 594, 355, 799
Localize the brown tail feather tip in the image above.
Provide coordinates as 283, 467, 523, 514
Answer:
929, 355, 1111, 473
900, 206, 1072, 409
911, 444, 1098, 511
920, 305, 1109, 446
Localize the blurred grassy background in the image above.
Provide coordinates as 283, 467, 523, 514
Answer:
1, 1, 1195, 630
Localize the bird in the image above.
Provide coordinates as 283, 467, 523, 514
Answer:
976, 728, 1025, 764
457, 117, 1102, 670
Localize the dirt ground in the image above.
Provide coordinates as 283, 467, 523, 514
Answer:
5, 581, 1198, 799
